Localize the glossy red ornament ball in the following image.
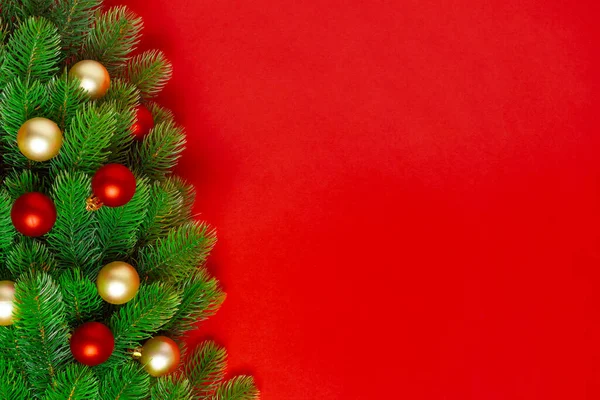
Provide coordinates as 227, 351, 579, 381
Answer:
91, 164, 136, 207
70, 322, 114, 366
131, 104, 154, 140
11, 192, 57, 237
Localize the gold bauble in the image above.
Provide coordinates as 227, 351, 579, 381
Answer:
69, 60, 110, 99
139, 336, 181, 377
96, 261, 140, 305
0, 280, 16, 326
17, 117, 63, 161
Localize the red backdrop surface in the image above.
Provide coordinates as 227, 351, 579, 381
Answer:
107, 0, 598, 398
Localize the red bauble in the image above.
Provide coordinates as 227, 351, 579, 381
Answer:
131, 104, 154, 140
91, 164, 136, 207
11, 192, 57, 237
70, 322, 114, 366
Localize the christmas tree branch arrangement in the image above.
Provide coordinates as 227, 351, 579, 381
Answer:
0, 1, 259, 399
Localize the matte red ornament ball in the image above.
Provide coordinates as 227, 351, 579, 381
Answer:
131, 104, 154, 140
70, 322, 114, 366
91, 164, 136, 207
10, 192, 57, 237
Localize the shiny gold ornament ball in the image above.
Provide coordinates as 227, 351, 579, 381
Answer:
139, 336, 181, 377
0, 281, 16, 326
69, 60, 110, 99
96, 261, 140, 305
17, 117, 63, 161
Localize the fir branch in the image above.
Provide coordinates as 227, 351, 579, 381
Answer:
101, 77, 140, 106
50, 0, 100, 57
99, 78, 139, 164
0, 2, 23, 27
46, 171, 100, 275
0, 358, 29, 400
151, 376, 193, 400
82, 6, 143, 75
43, 364, 99, 400
171, 176, 196, 220
211, 376, 259, 400
50, 103, 116, 175
147, 101, 175, 126
0, 78, 49, 135
123, 49, 172, 99
0, 190, 16, 268
0, 19, 7, 69
131, 120, 186, 181
1, 169, 42, 200
5, 238, 58, 277
138, 222, 217, 281
164, 268, 224, 335
18, 0, 56, 20
98, 362, 150, 400
58, 268, 103, 326
1, 17, 61, 84
139, 177, 195, 244
13, 271, 70, 397
96, 178, 149, 262
105, 282, 181, 368
186, 341, 227, 398
46, 71, 88, 131
0, 78, 49, 168
0, 326, 24, 379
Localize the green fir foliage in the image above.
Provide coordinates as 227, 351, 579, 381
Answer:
106, 282, 180, 367
50, 0, 100, 56
186, 341, 227, 398
46, 71, 88, 130
96, 178, 149, 262
82, 6, 142, 74
138, 222, 217, 281
0, 78, 49, 168
1, 17, 61, 84
98, 361, 150, 400
132, 119, 186, 181
43, 364, 99, 400
165, 269, 224, 335
6, 239, 58, 276
50, 103, 116, 175
212, 376, 260, 400
47, 171, 100, 274
124, 49, 172, 99
0, 190, 15, 268
13, 272, 70, 397
2, 169, 41, 199
0, 358, 29, 400
151, 376, 194, 400
58, 269, 103, 325
0, 2, 259, 399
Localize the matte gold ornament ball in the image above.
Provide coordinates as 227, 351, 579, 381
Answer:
0, 280, 16, 326
17, 117, 63, 161
69, 60, 110, 99
139, 336, 181, 377
96, 261, 140, 305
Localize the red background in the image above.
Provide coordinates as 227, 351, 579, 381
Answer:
109, 1, 598, 398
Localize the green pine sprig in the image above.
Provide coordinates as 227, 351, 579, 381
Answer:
212, 376, 260, 400
150, 376, 194, 400
13, 271, 70, 397
1, 17, 61, 85
186, 341, 227, 398
98, 361, 150, 400
123, 49, 172, 99
46, 171, 100, 274
82, 6, 142, 74
43, 364, 99, 400
138, 222, 217, 281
